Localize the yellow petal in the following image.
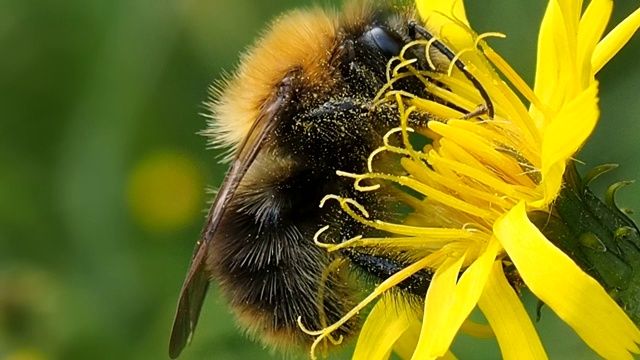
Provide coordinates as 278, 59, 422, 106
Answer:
556, 0, 582, 56
532, 0, 558, 111
437, 351, 458, 360
415, 0, 473, 55
593, 7, 640, 74
532, 0, 569, 121
393, 319, 422, 359
413, 239, 500, 359
531, 161, 564, 209
576, 0, 612, 88
353, 297, 413, 360
412, 254, 465, 360
458, 319, 494, 339
378, 298, 460, 360
478, 261, 548, 360
495, 202, 640, 360
548, 0, 582, 104
541, 82, 599, 177
415, 0, 469, 27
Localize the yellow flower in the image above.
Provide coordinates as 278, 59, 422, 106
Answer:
300, 0, 640, 359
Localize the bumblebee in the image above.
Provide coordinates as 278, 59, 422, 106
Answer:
169, 1, 492, 358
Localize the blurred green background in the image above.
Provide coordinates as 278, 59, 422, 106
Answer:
1, 0, 639, 359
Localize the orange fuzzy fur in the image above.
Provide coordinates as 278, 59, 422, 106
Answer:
204, 9, 339, 159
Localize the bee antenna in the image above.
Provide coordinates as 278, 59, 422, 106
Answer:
408, 20, 494, 119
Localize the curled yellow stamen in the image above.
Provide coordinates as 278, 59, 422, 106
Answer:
313, 224, 364, 252
424, 36, 440, 70
316, 257, 347, 349
319, 194, 370, 218
299, 253, 439, 360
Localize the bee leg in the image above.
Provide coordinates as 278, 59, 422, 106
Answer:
342, 249, 433, 297
462, 103, 490, 120
407, 21, 494, 119
333, 39, 358, 77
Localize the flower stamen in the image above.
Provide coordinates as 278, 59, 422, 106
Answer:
299, 254, 440, 360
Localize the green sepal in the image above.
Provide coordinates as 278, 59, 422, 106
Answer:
530, 163, 640, 324
582, 163, 618, 190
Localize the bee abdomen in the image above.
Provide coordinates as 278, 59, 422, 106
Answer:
213, 212, 359, 348
207, 153, 359, 349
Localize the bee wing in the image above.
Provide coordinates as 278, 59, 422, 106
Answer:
168, 74, 297, 359
168, 245, 209, 359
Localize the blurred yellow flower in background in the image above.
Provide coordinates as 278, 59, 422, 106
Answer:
303, 0, 640, 359
127, 151, 203, 232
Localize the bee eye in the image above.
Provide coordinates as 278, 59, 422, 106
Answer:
360, 26, 403, 58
